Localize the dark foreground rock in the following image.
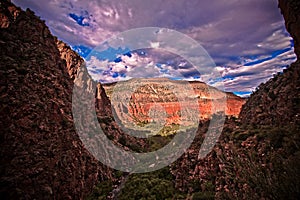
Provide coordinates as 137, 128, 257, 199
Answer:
0, 1, 112, 199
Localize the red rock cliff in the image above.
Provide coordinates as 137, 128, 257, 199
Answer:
103, 79, 245, 127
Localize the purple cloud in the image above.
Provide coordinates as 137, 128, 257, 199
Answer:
12, 0, 296, 96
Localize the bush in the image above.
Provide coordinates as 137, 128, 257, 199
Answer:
86, 180, 113, 200
192, 192, 215, 200
117, 167, 185, 200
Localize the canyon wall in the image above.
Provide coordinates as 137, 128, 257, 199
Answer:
279, 0, 300, 60
103, 79, 245, 127
0, 1, 113, 199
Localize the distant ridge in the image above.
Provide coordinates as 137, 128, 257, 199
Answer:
103, 78, 245, 127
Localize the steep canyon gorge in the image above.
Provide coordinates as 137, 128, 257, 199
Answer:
1, 0, 300, 199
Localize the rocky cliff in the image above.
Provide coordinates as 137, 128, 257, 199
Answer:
239, 0, 300, 126
55, 38, 113, 117
0, 1, 113, 199
171, 1, 300, 198
88, 1, 300, 199
239, 64, 300, 126
279, 0, 300, 60
103, 79, 245, 127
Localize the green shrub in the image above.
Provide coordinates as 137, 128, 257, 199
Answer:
86, 180, 113, 200
117, 167, 185, 200
192, 191, 215, 200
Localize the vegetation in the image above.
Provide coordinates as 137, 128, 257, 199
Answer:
217, 125, 300, 199
117, 168, 182, 200
93, 109, 300, 199
86, 180, 113, 200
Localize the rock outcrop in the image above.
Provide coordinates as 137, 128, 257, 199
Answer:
279, 0, 300, 60
56, 40, 83, 81
55, 39, 112, 117
0, 1, 113, 199
239, 65, 300, 126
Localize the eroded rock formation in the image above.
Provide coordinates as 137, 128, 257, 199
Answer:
103, 79, 245, 127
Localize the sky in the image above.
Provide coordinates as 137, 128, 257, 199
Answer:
13, 0, 296, 97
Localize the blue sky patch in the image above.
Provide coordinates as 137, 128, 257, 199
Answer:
120, 73, 126, 78
170, 77, 183, 81
290, 40, 294, 47
160, 69, 169, 73
222, 75, 234, 80
90, 47, 131, 62
244, 48, 291, 66
72, 45, 92, 58
123, 52, 132, 57
112, 72, 119, 78
156, 63, 163, 69
69, 13, 90, 26
233, 91, 251, 97
114, 57, 122, 63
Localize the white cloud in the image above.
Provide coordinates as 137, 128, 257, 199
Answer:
150, 42, 160, 48
85, 50, 206, 83
215, 48, 296, 93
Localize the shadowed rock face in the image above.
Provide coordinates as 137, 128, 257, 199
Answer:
0, 2, 150, 198
239, 0, 300, 126
279, 0, 300, 60
0, 1, 113, 199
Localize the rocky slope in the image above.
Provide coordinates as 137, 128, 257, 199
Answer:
89, 0, 300, 199
239, 63, 300, 126
0, 1, 115, 199
103, 79, 245, 127
166, 0, 300, 198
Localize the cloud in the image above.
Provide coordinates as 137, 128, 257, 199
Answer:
12, 0, 297, 96
85, 49, 206, 83
13, 0, 286, 49
213, 48, 296, 94
68, 13, 90, 27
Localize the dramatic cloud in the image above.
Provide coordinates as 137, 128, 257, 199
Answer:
12, 0, 297, 96
214, 48, 296, 94
86, 49, 203, 83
